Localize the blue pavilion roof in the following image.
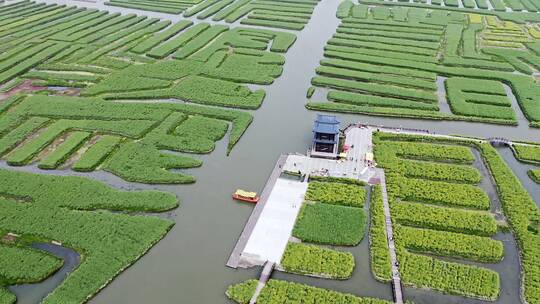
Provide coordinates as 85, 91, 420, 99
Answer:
312, 114, 340, 134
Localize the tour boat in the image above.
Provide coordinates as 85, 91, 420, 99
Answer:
232, 189, 260, 203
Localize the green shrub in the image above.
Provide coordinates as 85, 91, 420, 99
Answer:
0, 169, 176, 303
280, 243, 355, 279
0, 244, 63, 285
512, 144, 540, 164
225, 279, 257, 304
293, 203, 366, 246
308, 175, 366, 185
369, 186, 392, 282
72, 135, 122, 172
389, 175, 490, 210
38, 131, 92, 169
528, 169, 540, 184
130, 20, 193, 54
445, 77, 515, 121
229, 279, 393, 304
393, 202, 498, 236
397, 226, 504, 263
305, 181, 366, 207
399, 250, 500, 300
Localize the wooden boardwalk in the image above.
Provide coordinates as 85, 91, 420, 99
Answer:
226, 154, 288, 268
376, 169, 404, 304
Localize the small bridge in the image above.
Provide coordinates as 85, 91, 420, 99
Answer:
488, 137, 511, 146
249, 261, 274, 304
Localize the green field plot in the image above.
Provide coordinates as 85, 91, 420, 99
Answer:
359, 0, 540, 12
511, 143, 540, 183
0, 3, 303, 183
305, 181, 366, 207
369, 185, 392, 282
279, 243, 355, 279
227, 279, 393, 304
106, 0, 203, 14
0, 2, 295, 109
445, 77, 515, 121
0, 244, 63, 284
0, 95, 251, 184
0, 169, 176, 304
512, 143, 540, 163
292, 202, 366, 246
184, 0, 320, 31
529, 169, 540, 183
373, 132, 505, 300
307, 3, 540, 127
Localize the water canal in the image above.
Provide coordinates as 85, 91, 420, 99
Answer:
2, 0, 539, 303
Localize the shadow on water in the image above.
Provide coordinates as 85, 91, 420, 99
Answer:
8, 243, 80, 304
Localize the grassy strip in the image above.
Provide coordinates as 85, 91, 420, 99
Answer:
0, 117, 50, 157
0, 244, 63, 285
393, 202, 498, 236
369, 185, 392, 282
72, 135, 122, 172
309, 175, 366, 185
445, 77, 515, 121
240, 18, 305, 30
388, 175, 490, 210
0, 169, 175, 303
399, 250, 500, 300
397, 226, 504, 263
147, 23, 210, 58
279, 243, 355, 279
292, 202, 366, 246
130, 20, 193, 54
0, 168, 177, 211
528, 169, 540, 184
227, 279, 392, 304
38, 131, 92, 169
305, 181, 366, 207
511, 144, 540, 164
478, 142, 540, 303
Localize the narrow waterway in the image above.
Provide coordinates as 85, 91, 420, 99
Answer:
497, 147, 540, 206
2, 0, 540, 303
8, 243, 80, 304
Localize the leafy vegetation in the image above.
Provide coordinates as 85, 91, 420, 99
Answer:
307, 4, 540, 127
292, 203, 366, 246
0, 169, 176, 303
512, 144, 540, 164
227, 279, 393, 304
0, 95, 252, 183
305, 181, 366, 207
478, 142, 540, 303
279, 243, 355, 279
373, 132, 505, 299
369, 186, 392, 282
397, 226, 504, 263
0, 244, 63, 285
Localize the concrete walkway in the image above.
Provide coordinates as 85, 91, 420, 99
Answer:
227, 155, 288, 268
241, 176, 308, 265
376, 169, 404, 304
248, 262, 274, 304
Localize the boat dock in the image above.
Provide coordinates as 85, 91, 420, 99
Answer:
227, 154, 290, 268
227, 124, 405, 304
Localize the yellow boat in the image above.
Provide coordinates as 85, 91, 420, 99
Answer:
232, 189, 259, 203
